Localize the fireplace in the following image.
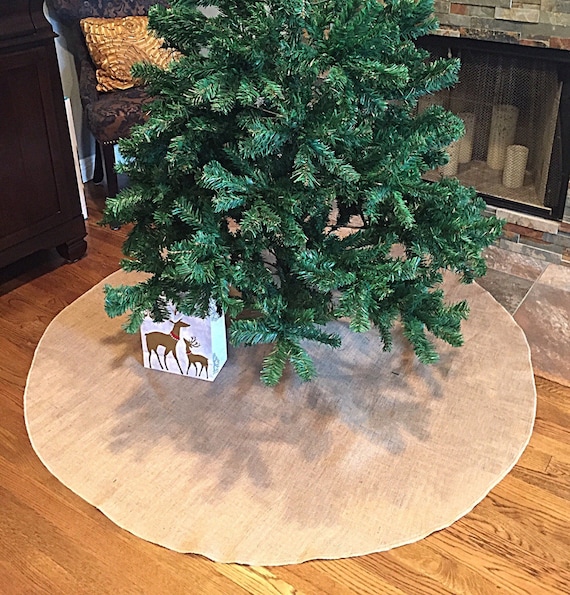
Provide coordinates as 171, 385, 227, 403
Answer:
418, 36, 570, 221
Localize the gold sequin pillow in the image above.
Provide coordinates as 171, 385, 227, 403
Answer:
80, 16, 177, 92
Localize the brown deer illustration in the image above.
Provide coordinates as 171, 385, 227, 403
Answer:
184, 337, 209, 379
145, 319, 190, 374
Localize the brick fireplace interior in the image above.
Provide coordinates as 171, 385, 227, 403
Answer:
426, 1, 570, 225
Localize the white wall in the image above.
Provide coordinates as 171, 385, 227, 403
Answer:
44, 2, 96, 182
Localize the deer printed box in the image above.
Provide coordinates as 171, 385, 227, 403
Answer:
140, 302, 227, 382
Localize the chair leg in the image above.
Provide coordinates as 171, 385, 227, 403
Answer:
101, 142, 119, 198
93, 142, 104, 184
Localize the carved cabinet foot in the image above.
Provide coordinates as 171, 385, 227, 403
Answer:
56, 238, 88, 262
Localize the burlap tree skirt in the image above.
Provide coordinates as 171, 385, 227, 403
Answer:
24, 270, 536, 565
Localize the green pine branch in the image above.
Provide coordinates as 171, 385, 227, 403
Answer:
102, 0, 504, 385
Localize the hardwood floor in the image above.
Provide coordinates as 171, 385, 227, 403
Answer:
1, 183, 569, 594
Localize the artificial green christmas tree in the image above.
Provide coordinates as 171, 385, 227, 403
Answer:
102, 0, 503, 386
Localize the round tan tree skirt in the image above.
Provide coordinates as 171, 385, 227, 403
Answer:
24, 270, 536, 566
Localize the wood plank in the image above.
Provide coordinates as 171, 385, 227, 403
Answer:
511, 460, 570, 501
373, 540, 505, 594
490, 475, 570, 546
527, 431, 570, 466
0, 470, 251, 595
452, 494, 570, 573
0, 560, 52, 595
215, 565, 305, 595
269, 563, 370, 595
304, 557, 415, 595
427, 527, 569, 595
515, 443, 551, 473
357, 549, 464, 595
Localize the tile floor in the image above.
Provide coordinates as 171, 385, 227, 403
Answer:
479, 244, 570, 387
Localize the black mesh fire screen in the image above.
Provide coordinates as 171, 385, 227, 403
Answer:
421, 48, 563, 213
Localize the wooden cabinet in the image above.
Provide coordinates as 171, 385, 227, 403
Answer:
0, 0, 87, 268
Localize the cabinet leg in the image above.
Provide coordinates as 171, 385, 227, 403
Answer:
56, 237, 88, 262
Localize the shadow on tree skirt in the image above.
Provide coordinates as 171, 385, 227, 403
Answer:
24, 270, 536, 565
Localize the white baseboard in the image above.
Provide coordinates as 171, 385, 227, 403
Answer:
80, 154, 96, 184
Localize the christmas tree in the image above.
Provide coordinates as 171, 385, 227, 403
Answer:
102, 0, 503, 386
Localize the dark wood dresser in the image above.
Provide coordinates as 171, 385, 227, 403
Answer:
0, 0, 87, 268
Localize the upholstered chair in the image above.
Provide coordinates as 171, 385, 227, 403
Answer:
46, 0, 170, 198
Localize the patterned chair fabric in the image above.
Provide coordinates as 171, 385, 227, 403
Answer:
47, 0, 164, 25
46, 0, 169, 196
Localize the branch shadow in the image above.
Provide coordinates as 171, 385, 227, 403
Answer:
102, 319, 454, 527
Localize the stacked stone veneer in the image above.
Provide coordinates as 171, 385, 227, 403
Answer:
483, 207, 570, 264
433, 1, 570, 49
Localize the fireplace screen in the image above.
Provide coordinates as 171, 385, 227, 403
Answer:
421, 48, 563, 213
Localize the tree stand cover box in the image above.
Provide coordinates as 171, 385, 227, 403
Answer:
140, 302, 227, 382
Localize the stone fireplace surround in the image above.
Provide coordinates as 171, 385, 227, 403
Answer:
426, 0, 570, 265
433, 0, 570, 50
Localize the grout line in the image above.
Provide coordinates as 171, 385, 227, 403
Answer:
512, 263, 551, 317
534, 262, 551, 285
512, 281, 535, 317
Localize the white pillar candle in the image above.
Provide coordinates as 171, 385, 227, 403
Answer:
458, 112, 476, 164
487, 104, 519, 170
440, 141, 460, 177
502, 144, 529, 189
